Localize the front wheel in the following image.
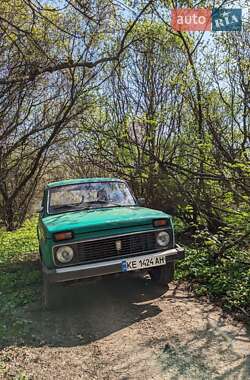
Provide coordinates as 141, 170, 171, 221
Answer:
149, 262, 175, 287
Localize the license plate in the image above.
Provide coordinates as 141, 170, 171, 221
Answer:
121, 254, 166, 272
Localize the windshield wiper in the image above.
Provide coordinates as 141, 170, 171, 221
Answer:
50, 202, 132, 214
107, 203, 123, 207
52, 204, 79, 210
85, 200, 109, 204
51, 204, 91, 212
87, 201, 128, 207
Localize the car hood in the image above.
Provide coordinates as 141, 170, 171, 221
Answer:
42, 206, 171, 237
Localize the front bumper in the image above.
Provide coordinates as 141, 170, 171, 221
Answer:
43, 244, 185, 283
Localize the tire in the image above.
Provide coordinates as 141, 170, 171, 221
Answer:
43, 276, 60, 310
149, 261, 175, 287
38, 247, 43, 269
39, 246, 42, 261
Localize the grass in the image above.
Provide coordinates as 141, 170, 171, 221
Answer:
0, 218, 38, 264
0, 269, 41, 345
0, 218, 41, 345
176, 247, 250, 313
174, 217, 250, 314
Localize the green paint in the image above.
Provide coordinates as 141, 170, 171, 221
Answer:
38, 179, 173, 268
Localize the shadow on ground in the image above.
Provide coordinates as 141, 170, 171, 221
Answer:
0, 259, 165, 348
1, 260, 250, 379
154, 322, 250, 379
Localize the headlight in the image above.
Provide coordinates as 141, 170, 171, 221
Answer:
156, 231, 170, 247
56, 246, 74, 264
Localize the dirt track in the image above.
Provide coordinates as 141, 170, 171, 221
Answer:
1, 272, 250, 379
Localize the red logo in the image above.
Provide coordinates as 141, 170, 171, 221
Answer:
171, 8, 211, 31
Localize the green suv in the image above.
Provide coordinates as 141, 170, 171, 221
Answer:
38, 178, 184, 307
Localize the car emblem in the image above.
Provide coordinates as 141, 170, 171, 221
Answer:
116, 240, 122, 251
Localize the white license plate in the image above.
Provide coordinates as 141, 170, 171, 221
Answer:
121, 254, 166, 272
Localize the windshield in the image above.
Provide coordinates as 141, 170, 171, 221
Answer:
47, 181, 136, 214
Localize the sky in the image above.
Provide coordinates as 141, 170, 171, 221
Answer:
41, 0, 249, 27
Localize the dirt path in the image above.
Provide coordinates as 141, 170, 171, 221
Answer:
1, 273, 250, 379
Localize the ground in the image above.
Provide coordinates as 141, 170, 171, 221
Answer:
1, 270, 249, 380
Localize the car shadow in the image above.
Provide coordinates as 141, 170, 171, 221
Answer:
1, 262, 165, 348
1, 260, 250, 379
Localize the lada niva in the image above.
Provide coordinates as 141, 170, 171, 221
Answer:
37, 178, 184, 307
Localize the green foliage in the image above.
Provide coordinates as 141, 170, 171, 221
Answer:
0, 263, 41, 343
176, 247, 250, 311
15, 375, 30, 380
173, 217, 186, 235
0, 218, 40, 343
0, 218, 38, 264
175, 207, 249, 313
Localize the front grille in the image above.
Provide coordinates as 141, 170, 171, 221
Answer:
76, 231, 165, 264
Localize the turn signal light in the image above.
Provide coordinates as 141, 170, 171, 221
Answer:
54, 231, 73, 241
153, 219, 168, 227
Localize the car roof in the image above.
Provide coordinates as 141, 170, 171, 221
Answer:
46, 178, 125, 189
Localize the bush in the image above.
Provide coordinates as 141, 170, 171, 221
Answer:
0, 218, 38, 264
176, 247, 250, 311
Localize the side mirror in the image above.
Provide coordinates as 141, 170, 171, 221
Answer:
36, 206, 44, 213
137, 198, 145, 206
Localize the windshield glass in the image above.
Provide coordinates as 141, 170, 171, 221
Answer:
48, 181, 136, 214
